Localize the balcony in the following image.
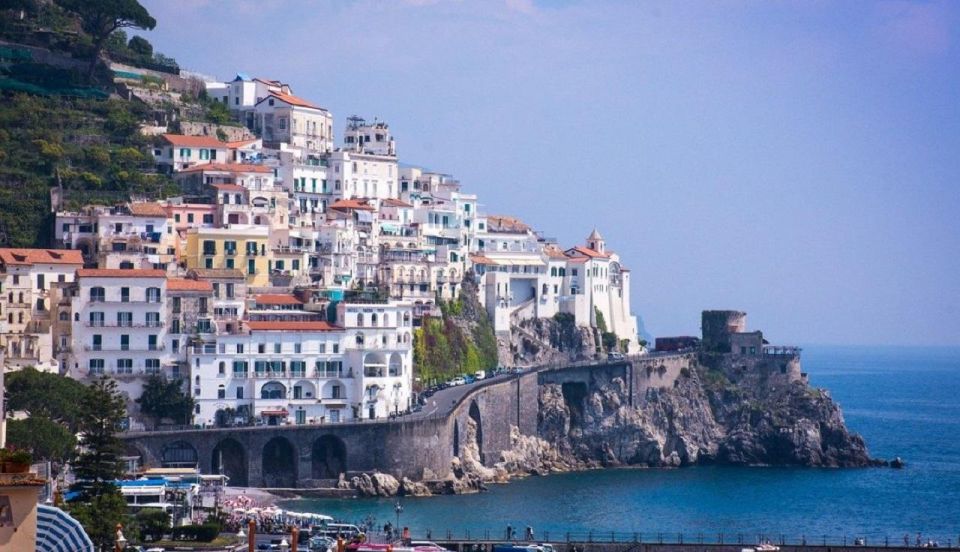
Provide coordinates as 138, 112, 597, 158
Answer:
85, 344, 165, 352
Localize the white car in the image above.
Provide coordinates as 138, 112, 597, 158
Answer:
411, 542, 446, 552
449, 377, 466, 386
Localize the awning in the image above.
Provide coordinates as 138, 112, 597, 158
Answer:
260, 409, 288, 416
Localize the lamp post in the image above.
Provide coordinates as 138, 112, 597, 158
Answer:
394, 500, 403, 533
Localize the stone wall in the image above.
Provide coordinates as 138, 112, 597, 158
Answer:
179, 121, 255, 142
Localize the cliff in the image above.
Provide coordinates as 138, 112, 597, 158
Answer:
536, 354, 875, 468
502, 313, 600, 367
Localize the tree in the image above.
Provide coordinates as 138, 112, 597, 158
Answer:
71, 377, 127, 500
136, 374, 193, 428
127, 34, 152, 57
70, 492, 137, 550
55, 0, 156, 79
5, 367, 90, 431
135, 508, 170, 542
6, 416, 77, 464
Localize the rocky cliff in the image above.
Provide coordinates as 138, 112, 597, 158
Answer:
502, 314, 600, 367
537, 354, 875, 468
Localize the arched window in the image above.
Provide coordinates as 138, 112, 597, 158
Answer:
18, 292, 23, 303
357, 313, 364, 327
74, 312, 79, 322
217, 385, 226, 399
17, 312, 23, 323
371, 313, 378, 326
218, 361, 226, 375
59, 311, 69, 321
383, 313, 390, 327
195, 375, 200, 385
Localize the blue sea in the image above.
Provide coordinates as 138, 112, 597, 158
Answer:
281, 346, 960, 543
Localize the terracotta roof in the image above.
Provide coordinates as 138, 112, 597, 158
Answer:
188, 268, 246, 279
161, 134, 226, 148
246, 320, 340, 332
381, 198, 413, 208
254, 294, 303, 306
226, 139, 259, 149
486, 214, 530, 233
0, 248, 84, 266
210, 183, 247, 192
566, 245, 611, 259
0, 248, 83, 265
77, 268, 167, 278
128, 202, 168, 217
181, 162, 272, 174
469, 254, 496, 265
567, 257, 588, 264
257, 92, 325, 111
542, 244, 568, 260
329, 198, 375, 211
166, 278, 213, 292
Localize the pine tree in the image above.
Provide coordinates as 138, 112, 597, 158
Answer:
71, 377, 127, 500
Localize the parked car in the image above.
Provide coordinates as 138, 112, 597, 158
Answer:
475, 370, 486, 380
607, 352, 625, 361
449, 376, 466, 386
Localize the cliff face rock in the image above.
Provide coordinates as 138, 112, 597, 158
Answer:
504, 315, 599, 367
538, 355, 874, 468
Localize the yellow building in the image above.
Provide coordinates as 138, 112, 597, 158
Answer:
184, 226, 271, 286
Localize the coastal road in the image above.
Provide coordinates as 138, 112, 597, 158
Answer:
405, 371, 521, 420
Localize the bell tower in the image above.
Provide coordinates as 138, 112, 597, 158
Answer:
586, 228, 605, 254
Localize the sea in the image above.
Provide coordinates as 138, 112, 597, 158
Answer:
280, 346, 960, 543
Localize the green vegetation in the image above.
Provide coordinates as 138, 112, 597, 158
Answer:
69, 377, 134, 550
414, 286, 499, 386
6, 417, 76, 464
135, 509, 171, 542
594, 306, 621, 352
136, 374, 194, 428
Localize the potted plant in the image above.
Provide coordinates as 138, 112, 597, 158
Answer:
0, 448, 32, 473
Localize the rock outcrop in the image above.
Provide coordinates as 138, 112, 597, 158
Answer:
503, 314, 599, 367
537, 355, 876, 468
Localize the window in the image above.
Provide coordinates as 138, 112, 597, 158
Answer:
203, 240, 217, 255
236, 387, 244, 399
319, 343, 327, 354
202, 214, 214, 224
273, 343, 281, 354
146, 312, 160, 327
179, 148, 191, 157
247, 259, 256, 275
91, 334, 102, 351
332, 343, 339, 354
236, 343, 244, 354
331, 384, 341, 399
174, 213, 181, 223
187, 213, 194, 223
117, 358, 132, 374
89, 359, 104, 375
117, 312, 133, 327
148, 334, 158, 351
36, 273, 44, 290
257, 343, 266, 354
90, 287, 105, 302
217, 385, 226, 399
171, 319, 181, 333
226, 283, 235, 298
146, 358, 160, 374
172, 297, 181, 313
89, 311, 104, 327
199, 297, 208, 314
294, 343, 302, 354
146, 287, 161, 303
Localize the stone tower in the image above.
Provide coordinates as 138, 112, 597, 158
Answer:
586, 228, 605, 254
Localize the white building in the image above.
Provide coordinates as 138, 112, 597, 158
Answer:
255, 92, 333, 153
68, 269, 174, 400
188, 299, 413, 426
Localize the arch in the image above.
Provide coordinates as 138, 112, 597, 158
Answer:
311, 435, 347, 479
292, 380, 316, 400
211, 438, 248, 487
161, 440, 198, 468
262, 436, 297, 488
261, 381, 286, 399
388, 352, 403, 377
364, 352, 387, 377
469, 400, 484, 465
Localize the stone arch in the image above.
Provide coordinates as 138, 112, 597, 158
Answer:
261, 381, 286, 399
364, 352, 387, 377
311, 435, 347, 479
161, 440, 198, 468
212, 438, 248, 487
469, 400, 484, 464
262, 436, 298, 488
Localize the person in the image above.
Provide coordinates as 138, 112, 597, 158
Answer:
427, 529, 433, 540
526, 526, 534, 541
506, 524, 513, 541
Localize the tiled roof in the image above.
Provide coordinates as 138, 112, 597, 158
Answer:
188, 268, 245, 279
166, 278, 213, 292
210, 183, 247, 192
486, 214, 530, 233
254, 294, 303, 305
329, 198, 375, 211
258, 92, 325, 111
246, 320, 340, 332
128, 202, 168, 217
566, 245, 611, 259
469, 254, 496, 265
381, 198, 413, 208
542, 244, 568, 260
181, 162, 271, 174
226, 139, 259, 149
161, 134, 226, 148
0, 248, 83, 266
76, 268, 167, 278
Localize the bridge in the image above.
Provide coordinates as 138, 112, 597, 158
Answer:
121, 352, 698, 488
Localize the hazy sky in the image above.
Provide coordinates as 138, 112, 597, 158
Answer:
137, 0, 960, 346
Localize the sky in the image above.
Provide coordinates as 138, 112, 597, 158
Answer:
136, 0, 960, 346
